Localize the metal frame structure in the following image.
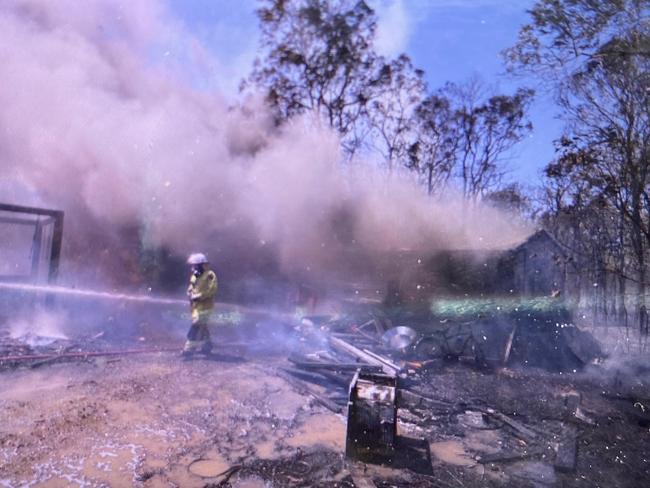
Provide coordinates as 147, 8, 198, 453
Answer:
0, 203, 64, 283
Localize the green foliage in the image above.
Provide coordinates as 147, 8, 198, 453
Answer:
412, 81, 534, 199
484, 183, 532, 217
213, 310, 244, 326
430, 296, 571, 321
504, 0, 648, 78
367, 54, 426, 172
508, 0, 650, 314
250, 0, 387, 154
249, 1, 536, 200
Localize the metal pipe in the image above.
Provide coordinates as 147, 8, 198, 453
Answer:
48, 210, 64, 283
0, 202, 62, 217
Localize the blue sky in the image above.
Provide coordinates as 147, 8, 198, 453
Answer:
168, 0, 563, 183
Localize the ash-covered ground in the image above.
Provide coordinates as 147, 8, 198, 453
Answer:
1, 308, 650, 488
0, 351, 346, 487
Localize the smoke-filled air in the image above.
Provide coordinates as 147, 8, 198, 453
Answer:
2, 1, 649, 487
0, 0, 528, 287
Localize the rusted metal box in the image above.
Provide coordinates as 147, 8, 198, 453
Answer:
345, 372, 397, 463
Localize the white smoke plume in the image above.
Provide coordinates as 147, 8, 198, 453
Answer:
0, 0, 530, 289
9, 308, 69, 346
373, 0, 412, 58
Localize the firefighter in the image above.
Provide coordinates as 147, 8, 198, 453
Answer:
183, 253, 218, 355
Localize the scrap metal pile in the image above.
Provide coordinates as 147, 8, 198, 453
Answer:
4, 296, 641, 486
289, 297, 604, 379
273, 300, 613, 484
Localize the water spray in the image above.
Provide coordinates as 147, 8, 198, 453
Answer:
0, 282, 295, 319
0, 282, 187, 306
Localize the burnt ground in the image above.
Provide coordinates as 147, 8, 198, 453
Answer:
1, 324, 650, 487
0, 351, 347, 487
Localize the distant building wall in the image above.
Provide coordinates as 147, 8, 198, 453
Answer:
332, 229, 568, 303
505, 230, 567, 296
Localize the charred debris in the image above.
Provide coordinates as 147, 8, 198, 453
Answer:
1, 219, 649, 487
267, 295, 650, 487
3, 290, 650, 486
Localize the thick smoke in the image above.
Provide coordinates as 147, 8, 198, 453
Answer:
0, 0, 530, 291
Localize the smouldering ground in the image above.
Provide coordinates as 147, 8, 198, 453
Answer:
2, 329, 650, 488
0, 353, 346, 487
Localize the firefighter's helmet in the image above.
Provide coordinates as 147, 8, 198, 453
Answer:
187, 253, 209, 265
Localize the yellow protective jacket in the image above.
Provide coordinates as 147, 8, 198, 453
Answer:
187, 269, 218, 322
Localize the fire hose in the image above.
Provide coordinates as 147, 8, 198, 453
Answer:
0, 341, 252, 364
0, 346, 181, 363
